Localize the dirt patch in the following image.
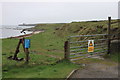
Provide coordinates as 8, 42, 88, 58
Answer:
37, 52, 62, 59
31, 48, 62, 60
47, 49, 63, 53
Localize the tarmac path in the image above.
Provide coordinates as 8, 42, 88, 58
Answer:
69, 63, 118, 78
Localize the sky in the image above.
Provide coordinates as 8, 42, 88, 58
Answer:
0, 0, 119, 2
0, 3, 2, 25
0, 1, 118, 25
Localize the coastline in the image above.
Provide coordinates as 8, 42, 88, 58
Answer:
1, 26, 44, 39
9, 30, 44, 39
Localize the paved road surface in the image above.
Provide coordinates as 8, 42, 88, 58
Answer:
69, 63, 118, 78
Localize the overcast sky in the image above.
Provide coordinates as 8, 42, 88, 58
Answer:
0, 2, 118, 25
0, 3, 2, 25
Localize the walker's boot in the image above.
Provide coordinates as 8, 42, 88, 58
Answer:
8, 56, 24, 61
7, 56, 13, 60
17, 58, 24, 61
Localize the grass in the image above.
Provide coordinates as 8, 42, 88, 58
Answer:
2, 20, 119, 78
2, 60, 79, 78
103, 53, 120, 62
55, 20, 119, 37
2, 23, 80, 78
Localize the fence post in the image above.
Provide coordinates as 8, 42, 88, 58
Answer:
64, 41, 70, 60
25, 48, 29, 64
107, 16, 111, 54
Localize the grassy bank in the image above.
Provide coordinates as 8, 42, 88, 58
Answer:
2, 23, 81, 78
2, 20, 119, 78
3, 60, 79, 78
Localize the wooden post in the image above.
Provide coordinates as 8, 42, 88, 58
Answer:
23, 39, 30, 64
21, 38, 25, 52
13, 39, 22, 60
13, 38, 30, 63
64, 41, 70, 60
25, 48, 29, 64
107, 16, 111, 54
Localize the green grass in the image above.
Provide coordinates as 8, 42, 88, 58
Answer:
55, 19, 119, 38
2, 20, 119, 78
2, 60, 79, 78
2, 23, 80, 78
103, 53, 120, 62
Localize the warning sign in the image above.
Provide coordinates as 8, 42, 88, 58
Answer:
88, 40, 94, 52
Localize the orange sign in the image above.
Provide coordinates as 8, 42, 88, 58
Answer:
88, 40, 94, 52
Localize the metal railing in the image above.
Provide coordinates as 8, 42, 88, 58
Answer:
64, 17, 118, 62
64, 34, 109, 61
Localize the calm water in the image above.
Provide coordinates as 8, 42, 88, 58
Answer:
0, 25, 34, 39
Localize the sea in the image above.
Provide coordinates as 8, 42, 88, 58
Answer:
0, 25, 34, 39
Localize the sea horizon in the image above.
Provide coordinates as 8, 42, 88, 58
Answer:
0, 25, 34, 39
